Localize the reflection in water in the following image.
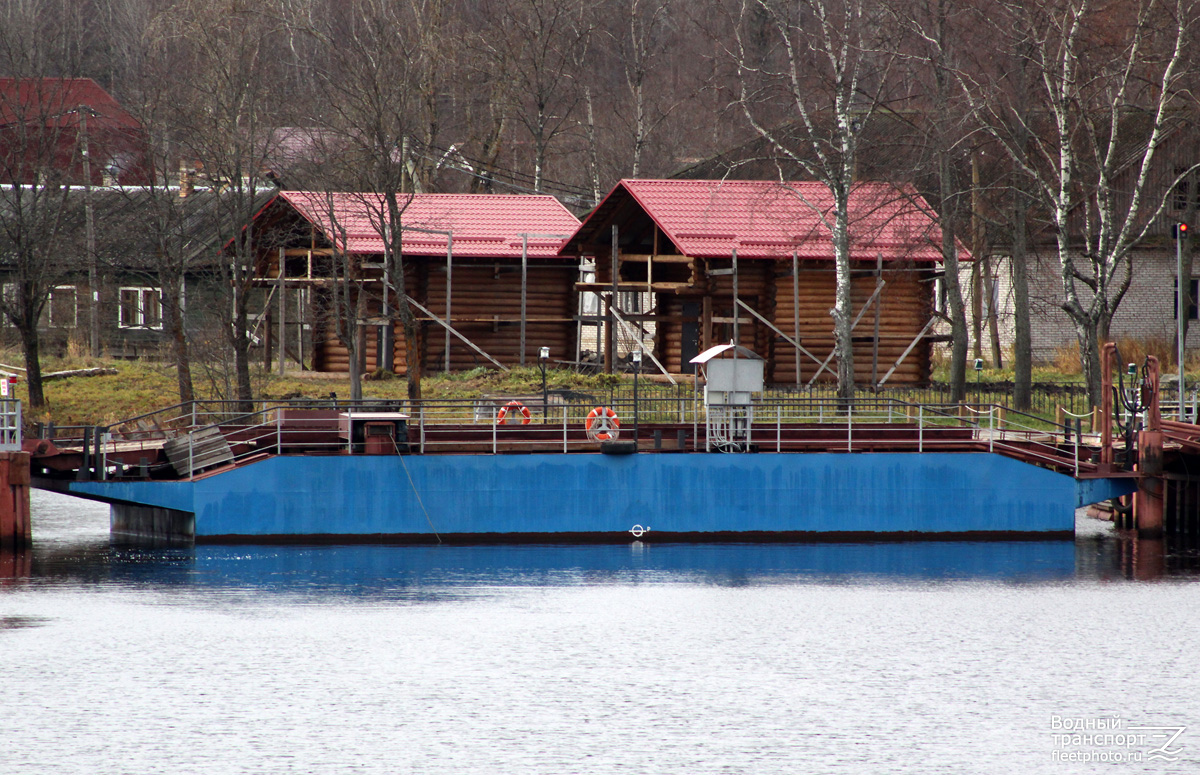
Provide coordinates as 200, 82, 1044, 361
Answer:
23, 540, 1083, 598
5, 491, 1200, 775
6, 489, 1200, 589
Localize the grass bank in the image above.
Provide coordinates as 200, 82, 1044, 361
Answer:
1, 352, 632, 427
8, 350, 1190, 429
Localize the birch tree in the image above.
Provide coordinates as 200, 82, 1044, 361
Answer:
963, 0, 1199, 405
733, 0, 899, 400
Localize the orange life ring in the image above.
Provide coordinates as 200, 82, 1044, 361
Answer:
585, 406, 620, 441
496, 400, 532, 425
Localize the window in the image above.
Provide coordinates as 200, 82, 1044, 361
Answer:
1173, 167, 1198, 212
47, 286, 77, 327
119, 287, 163, 329
1173, 279, 1199, 321
0, 283, 14, 326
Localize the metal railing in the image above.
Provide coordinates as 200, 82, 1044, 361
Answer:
0, 399, 21, 451
56, 394, 1093, 482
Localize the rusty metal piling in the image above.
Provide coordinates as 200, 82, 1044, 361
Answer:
0, 451, 31, 550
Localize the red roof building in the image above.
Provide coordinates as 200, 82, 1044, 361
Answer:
0, 78, 149, 185
250, 191, 583, 374
278, 191, 579, 258
560, 179, 965, 383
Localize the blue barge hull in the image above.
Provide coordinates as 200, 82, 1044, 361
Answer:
65, 451, 1135, 542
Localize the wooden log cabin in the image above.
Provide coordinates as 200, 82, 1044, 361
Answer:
249, 191, 582, 374
559, 179, 964, 385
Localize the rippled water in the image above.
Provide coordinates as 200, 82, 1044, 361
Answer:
3, 490, 1200, 774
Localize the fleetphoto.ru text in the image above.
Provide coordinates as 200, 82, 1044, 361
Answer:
1051, 714, 1186, 763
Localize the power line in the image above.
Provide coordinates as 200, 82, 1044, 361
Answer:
416, 140, 596, 205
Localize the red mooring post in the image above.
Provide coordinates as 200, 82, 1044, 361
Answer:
1135, 356, 1165, 538
1100, 343, 1116, 470
0, 451, 32, 550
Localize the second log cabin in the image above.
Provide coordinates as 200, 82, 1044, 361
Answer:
559, 179, 964, 385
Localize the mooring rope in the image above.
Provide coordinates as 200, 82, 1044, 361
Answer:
393, 436, 442, 544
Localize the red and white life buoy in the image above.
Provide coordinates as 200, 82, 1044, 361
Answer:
496, 400, 532, 425
585, 406, 620, 441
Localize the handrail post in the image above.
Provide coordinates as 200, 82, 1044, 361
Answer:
188, 429, 194, 481
563, 404, 568, 453
847, 402, 853, 452
918, 405, 924, 453
419, 405, 426, 454
1074, 425, 1080, 477
276, 410, 282, 453
99, 428, 107, 480
492, 409, 497, 454
988, 406, 994, 453
776, 405, 781, 453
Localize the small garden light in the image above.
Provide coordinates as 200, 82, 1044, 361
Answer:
539, 347, 550, 421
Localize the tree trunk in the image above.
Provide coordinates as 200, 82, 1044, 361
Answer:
404, 318, 422, 402
163, 274, 194, 404
832, 199, 855, 401
985, 263, 1003, 367
1011, 191, 1032, 411
234, 333, 253, 410
1075, 316, 1103, 408
1010, 74, 1034, 412
19, 322, 44, 411
348, 316, 363, 402
940, 152, 968, 402
384, 191, 422, 403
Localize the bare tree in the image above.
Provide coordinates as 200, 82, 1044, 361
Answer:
302, 0, 451, 401
146, 0, 295, 407
887, 0, 975, 401
962, 0, 1199, 405
0, 5, 92, 410
482, 0, 596, 193
732, 0, 900, 399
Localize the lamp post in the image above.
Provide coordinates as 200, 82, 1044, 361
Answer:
1177, 222, 1189, 420
539, 346, 550, 422
632, 350, 642, 443
1127, 362, 1139, 461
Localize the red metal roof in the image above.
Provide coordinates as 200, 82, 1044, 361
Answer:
0, 78, 140, 130
564, 179, 964, 262
280, 191, 581, 258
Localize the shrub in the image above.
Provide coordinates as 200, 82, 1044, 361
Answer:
1113, 335, 1174, 369
1051, 341, 1081, 374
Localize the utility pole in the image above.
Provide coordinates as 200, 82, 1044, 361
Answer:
78, 107, 100, 357
1178, 222, 1189, 420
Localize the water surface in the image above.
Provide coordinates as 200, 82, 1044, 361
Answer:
2, 491, 1198, 773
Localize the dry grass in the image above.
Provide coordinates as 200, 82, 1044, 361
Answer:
2, 348, 627, 427
1050, 340, 1081, 374
1112, 335, 1175, 369
1046, 335, 1185, 374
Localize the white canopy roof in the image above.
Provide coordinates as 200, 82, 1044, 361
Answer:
689, 343, 763, 365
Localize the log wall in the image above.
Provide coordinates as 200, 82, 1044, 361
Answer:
654, 261, 771, 373
424, 262, 577, 370
311, 258, 578, 374
770, 265, 931, 385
